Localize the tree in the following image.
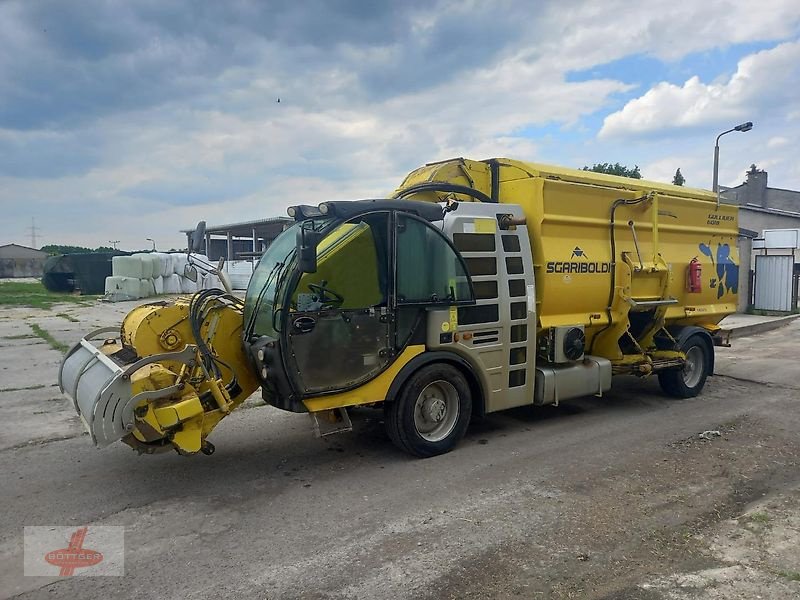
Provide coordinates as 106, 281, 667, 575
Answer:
672, 168, 685, 186
582, 162, 642, 179
40, 244, 118, 255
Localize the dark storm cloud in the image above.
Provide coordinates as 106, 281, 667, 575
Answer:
0, 129, 105, 178
0, 0, 524, 131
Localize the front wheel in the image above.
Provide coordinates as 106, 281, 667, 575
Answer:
658, 335, 712, 398
384, 363, 472, 458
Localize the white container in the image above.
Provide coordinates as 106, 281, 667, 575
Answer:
754, 255, 794, 312
153, 275, 164, 295
104, 276, 140, 301
132, 254, 154, 279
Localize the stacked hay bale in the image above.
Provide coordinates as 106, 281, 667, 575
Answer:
105, 253, 209, 301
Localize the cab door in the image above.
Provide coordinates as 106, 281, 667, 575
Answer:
286, 211, 392, 395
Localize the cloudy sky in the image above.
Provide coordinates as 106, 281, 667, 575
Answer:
2, 0, 799, 250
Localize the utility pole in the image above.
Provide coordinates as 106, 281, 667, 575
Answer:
27, 218, 40, 249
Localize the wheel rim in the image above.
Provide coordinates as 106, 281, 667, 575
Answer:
682, 346, 704, 388
413, 380, 460, 442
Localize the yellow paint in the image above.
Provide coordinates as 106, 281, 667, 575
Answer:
303, 345, 425, 412
449, 305, 458, 331
395, 157, 738, 368
474, 218, 496, 233
119, 296, 261, 455
295, 221, 381, 309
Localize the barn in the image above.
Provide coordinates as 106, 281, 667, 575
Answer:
0, 243, 48, 278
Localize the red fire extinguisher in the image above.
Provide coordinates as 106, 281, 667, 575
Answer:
687, 258, 702, 293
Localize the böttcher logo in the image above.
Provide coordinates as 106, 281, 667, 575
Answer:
24, 525, 124, 576
44, 527, 103, 576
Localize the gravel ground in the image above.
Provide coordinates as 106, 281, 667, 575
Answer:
0, 299, 798, 599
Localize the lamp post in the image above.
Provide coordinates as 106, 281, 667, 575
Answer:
146, 238, 157, 251
712, 121, 753, 193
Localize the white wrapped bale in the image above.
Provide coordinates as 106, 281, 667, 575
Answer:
202, 273, 222, 290
226, 260, 253, 290
132, 254, 154, 279
180, 276, 199, 294
104, 276, 140, 301
171, 253, 188, 278
112, 255, 146, 279
149, 254, 164, 278
153, 275, 164, 295
160, 253, 174, 276
163, 273, 182, 294
139, 279, 155, 298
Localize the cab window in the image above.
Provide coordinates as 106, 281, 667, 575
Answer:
294, 212, 389, 310
395, 213, 473, 305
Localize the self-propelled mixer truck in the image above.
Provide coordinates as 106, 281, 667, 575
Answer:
59, 158, 738, 458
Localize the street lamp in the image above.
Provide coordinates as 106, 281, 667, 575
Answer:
146, 238, 157, 251
712, 121, 753, 194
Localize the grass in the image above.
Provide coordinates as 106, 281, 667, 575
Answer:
777, 570, 800, 582
2, 333, 38, 340
0, 281, 97, 310
56, 312, 79, 322
748, 511, 771, 524
29, 323, 69, 353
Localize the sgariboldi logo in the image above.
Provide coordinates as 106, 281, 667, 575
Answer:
546, 246, 611, 274
44, 527, 104, 576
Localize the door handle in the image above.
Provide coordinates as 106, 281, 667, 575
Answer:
293, 316, 316, 334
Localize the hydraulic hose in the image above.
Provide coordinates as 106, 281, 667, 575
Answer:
392, 182, 494, 204
589, 194, 651, 354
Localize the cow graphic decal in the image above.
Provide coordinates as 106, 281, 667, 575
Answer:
698, 242, 738, 299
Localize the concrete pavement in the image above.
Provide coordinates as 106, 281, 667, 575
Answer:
1, 300, 799, 599
719, 312, 800, 338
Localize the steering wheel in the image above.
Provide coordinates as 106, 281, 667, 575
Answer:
307, 281, 344, 310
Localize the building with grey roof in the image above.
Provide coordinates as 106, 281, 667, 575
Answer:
0, 243, 47, 278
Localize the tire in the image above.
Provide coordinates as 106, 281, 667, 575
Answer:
658, 335, 711, 398
384, 363, 472, 458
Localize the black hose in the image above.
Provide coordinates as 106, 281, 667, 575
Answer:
392, 182, 495, 204
189, 288, 229, 379
589, 195, 650, 354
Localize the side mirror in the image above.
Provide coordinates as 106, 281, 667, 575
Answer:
184, 264, 198, 282
190, 221, 207, 253
297, 225, 322, 274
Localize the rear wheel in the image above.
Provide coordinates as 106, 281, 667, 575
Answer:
658, 335, 711, 398
385, 363, 472, 458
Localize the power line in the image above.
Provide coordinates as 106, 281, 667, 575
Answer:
27, 217, 41, 249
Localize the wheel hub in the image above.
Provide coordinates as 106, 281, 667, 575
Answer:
682, 346, 704, 388
413, 380, 459, 443
422, 396, 446, 422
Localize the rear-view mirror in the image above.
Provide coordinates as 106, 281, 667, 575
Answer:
297, 226, 322, 274
184, 264, 198, 282
190, 221, 206, 253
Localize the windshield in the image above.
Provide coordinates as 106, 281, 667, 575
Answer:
243, 223, 300, 339
244, 217, 333, 339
